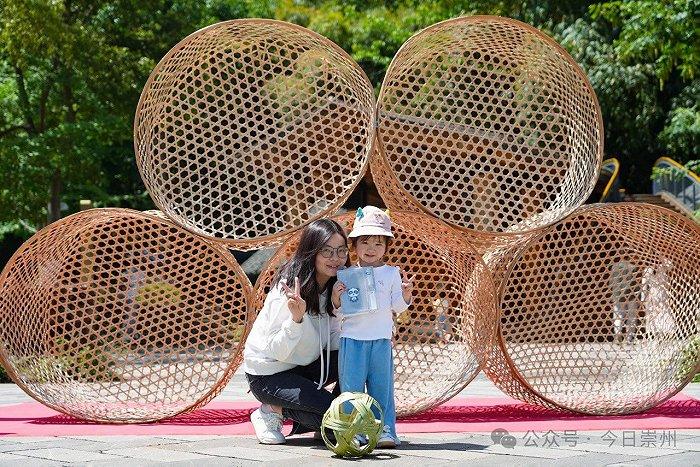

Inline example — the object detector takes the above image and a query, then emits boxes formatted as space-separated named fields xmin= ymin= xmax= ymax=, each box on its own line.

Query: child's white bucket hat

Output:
xmin=348 ymin=206 xmax=394 ymax=239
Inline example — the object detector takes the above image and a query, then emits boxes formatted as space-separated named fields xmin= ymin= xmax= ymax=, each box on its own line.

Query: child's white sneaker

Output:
xmin=250 ymin=405 xmax=285 ymax=444
xmin=354 ymin=433 xmax=368 ymax=446
xmin=376 ymin=425 xmax=400 ymax=448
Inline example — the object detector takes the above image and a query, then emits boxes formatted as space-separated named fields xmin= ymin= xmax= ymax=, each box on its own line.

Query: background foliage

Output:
xmin=0 ymin=1 xmax=698 ymax=260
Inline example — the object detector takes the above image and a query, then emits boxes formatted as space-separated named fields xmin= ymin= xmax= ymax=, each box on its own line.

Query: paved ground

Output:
xmin=1 ymin=373 xmax=698 ymax=466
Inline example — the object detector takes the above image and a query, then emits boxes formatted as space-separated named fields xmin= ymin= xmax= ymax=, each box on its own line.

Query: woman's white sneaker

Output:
xmin=250 ymin=405 xmax=285 ymax=444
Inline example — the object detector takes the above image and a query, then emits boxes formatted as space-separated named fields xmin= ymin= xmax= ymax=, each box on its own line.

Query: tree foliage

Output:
xmin=1 ymin=0 xmax=697 ymax=232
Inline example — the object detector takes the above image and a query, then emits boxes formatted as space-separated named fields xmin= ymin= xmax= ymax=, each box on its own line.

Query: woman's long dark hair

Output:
xmin=273 ymin=219 xmax=350 ymax=317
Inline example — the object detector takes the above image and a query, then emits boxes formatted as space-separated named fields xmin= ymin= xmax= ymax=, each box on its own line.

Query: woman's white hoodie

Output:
xmin=242 ymin=282 xmax=341 ymax=389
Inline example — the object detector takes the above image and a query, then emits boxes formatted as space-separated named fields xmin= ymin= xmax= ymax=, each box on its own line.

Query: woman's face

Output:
xmin=315 ymin=233 xmax=348 ymax=284
xmin=355 ymin=235 xmax=387 ymax=267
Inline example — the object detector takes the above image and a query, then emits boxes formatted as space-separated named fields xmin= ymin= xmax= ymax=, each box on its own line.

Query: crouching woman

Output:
xmin=242 ymin=219 xmax=350 ymax=444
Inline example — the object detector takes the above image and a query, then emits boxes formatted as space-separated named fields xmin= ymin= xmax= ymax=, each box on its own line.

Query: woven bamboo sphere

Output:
xmin=321 ymin=392 xmax=383 ymax=457
xmin=370 ymin=144 xmax=534 ymax=290
xmin=255 ymin=212 xmax=498 ymax=416
xmin=484 ymin=203 xmax=700 ymax=415
xmin=0 ymin=209 xmax=252 ymax=422
xmin=134 ymin=19 xmax=375 ymax=250
xmin=369 ymin=145 xmax=417 ymax=213
xmin=374 ymin=15 xmax=603 ymax=236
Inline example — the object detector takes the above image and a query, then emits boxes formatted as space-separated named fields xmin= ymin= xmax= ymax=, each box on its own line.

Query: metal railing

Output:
xmin=599 ymin=157 xmax=621 ymax=202
xmin=652 ymin=157 xmax=700 ymax=219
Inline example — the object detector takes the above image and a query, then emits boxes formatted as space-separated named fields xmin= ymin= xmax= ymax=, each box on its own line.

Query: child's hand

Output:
xmin=331 ymin=280 xmax=346 ymax=309
xmin=400 ymin=269 xmax=414 ymax=304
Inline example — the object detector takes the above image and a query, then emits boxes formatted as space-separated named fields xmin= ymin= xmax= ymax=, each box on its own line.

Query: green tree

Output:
xmin=579 ymin=0 xmax=699 ymax=191
xmin=0 ymin=0 xmax=227 ymax=227
xmin=2 ymin=0 xmax=698 ymax=229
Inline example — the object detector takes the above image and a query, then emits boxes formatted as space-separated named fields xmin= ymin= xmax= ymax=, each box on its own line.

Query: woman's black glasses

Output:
xmin=319 ymin=246 xmax=349 ymax=259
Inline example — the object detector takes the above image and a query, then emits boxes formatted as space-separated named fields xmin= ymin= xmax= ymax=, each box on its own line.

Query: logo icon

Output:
xmin=491 ymin=428 xmax=516 ymax=449
xmin=347 ymin=288 xmax=360 ymax=302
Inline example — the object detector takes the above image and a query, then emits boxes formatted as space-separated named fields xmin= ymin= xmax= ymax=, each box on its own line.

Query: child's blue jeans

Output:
xmin=339 ymin=337 xmax=396 ymax=437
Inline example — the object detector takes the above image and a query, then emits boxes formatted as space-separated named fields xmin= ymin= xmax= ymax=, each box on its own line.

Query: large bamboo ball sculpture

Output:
xmin=255 ymin=212 xmax=498 ymax=415
xmin=369 ymin=145 xmax=417 ymax=212
xmin=371 ymin=143 xmax=536 ymax=290
xmin=0 ymin=209 xmax=252 ymax=422
xmin=485 ymin=203 xmax=700 ymax=415
xmin=374 ymin=16 xmax=603 ymax=236
xmin=134 ymin=20 xmax=376 ymax=250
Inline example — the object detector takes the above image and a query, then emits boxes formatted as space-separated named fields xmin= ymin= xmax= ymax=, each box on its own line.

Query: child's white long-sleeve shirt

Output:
xmin=338 ymin=265 xmax=410 ymax=340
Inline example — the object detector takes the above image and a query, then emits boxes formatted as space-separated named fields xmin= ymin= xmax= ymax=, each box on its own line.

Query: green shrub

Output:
xmin=677 ymin=335 xmax=700 ymax=383
xmin=0 ymin=361 xmax=11 ymax=383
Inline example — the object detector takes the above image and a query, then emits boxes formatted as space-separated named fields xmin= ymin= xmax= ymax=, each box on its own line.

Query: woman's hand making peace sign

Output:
xmin=281 ymin=277 xmax=306 ymax=323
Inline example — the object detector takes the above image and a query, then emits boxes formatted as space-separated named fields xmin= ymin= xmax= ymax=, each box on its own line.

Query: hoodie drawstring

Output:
xmin=325 ymin=315 xmax=330 ymax=385
xmin=316 ymin=314 xmax=331 ymax=390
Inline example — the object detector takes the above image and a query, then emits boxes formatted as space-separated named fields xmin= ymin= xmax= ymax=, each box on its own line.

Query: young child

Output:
xmin=331 ymin=206 xmax=413 ymax=448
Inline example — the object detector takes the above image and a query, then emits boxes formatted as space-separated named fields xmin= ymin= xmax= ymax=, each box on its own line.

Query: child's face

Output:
xmin=355 ymin=235 xmax=387 ymax=267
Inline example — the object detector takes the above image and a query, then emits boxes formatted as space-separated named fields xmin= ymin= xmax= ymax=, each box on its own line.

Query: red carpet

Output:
xmin=1 ymin=395 xmax=698 ymax=437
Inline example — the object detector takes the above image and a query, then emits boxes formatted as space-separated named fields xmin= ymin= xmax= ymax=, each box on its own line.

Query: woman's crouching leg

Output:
xmin=247 ymin=366 xmax=338 ymax=435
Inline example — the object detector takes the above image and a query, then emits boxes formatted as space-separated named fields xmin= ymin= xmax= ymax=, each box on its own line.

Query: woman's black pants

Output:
xmin=246 ymin=350 xmax=340 ymax=435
